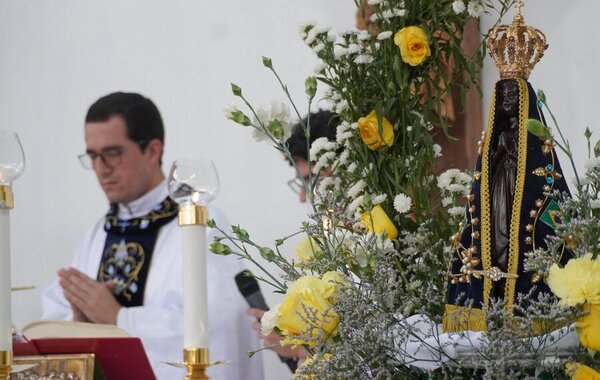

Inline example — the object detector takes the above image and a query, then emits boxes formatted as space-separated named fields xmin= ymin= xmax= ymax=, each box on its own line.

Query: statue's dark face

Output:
xmin=498 ymin=80 xmax=519 ymax=118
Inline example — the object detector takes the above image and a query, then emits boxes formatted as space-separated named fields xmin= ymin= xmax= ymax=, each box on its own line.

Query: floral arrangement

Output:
xmin=214 ymin=0 xmax=600 ymax=378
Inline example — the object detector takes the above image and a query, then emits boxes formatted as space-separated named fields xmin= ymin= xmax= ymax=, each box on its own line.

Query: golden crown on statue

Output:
xmin=487 ymin=0 xmax=548 ymax=79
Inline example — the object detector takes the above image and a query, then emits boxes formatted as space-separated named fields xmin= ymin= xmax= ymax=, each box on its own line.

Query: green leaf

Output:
xmin=207 ymin=219 xmax=216 ymax=228
xmin=526 ymin=118 xmax=549 ymax=139
xmin=594 ymin=139 xmax=600 ymax=158
xmin=231 ymin=83 xmax=242 ymax=97
xmin=210 ymin=241 xmax=232 ymax=255
xmin=262 ymin=56 xmax=273 ymax=69
xmin=305 ymin=76 xmax=317 ymax=98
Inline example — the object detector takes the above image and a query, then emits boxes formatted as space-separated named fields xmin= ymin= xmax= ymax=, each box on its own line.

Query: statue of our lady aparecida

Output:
xmin=443 ymin=1 xmax=572 ymax=332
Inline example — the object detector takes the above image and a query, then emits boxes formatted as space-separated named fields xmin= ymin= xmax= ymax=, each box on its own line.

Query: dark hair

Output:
xmin=286 ymin=110 xmax=340 ymax=164
xmin=85 ymin=92 xmax=164 ymax=152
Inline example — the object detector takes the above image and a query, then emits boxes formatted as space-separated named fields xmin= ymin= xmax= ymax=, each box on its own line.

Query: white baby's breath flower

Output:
xmin=347 ymin=180 xmax=366 ymax=198
xmin=448 ymin=206 xmax=465 ymax=217
xmin=447 ymin=184 xmax=467 ymax=194
xmin=452 ymin=0 xmax=466 ymax=14
xmin=313 ymin=151 xmax=336 ymax=174
xmin=347 ymin=195 xmax=366 ymax=215
xmin=318 ymin=176 xmax=340 ymax=196
xmin=336 ymin=149 xmax=350 ymax=166
xmin=372 ymin=194 xmax=388 ymax=205
xmin=312 ymin=42 xmax=326 ymax=53
xmin=441 ymin=196 xmax=453 ymax=207
xmin=367 ymin=0 xmax=384 ymax=4
xmin=591 ymin=199 xmax=600 ymax=209
xmin=310 ymin=137 xmax=337 ymax=159
xmin=347 ymin=162 xmax=357 ymax=173
xmin=357 ymin=30 xmax=371 ymax=41
xmin=313 ymin=62 xmax=327 ymax=75
xmin=467 ymin=0 xmax=484 ymax=17
xmin=437 ymin=168 xmax=464 ymax=190
xmin=433 ymin=144 xmax=442 ymax=158
xmin=298 ymin=21 xmax=316 ymax=36
xmin=335 ymin=100 xmax=349 ymax=114
xmin=327 ymin=30 xmax=337 ymax=43
xmin=347 ymin=43 xmax=363 ymax=54
xmin=407 ymin=126 xmax=413 ymax=132
xmin=334 ymin=46 xmax=349 ymax=59
xmin=394 ymin=193 xmax=412 ymax=214
xmin=394 ymin=8 xmax=407 ymax=17
xmin=376 ymin=31 xmax=393 ymax=40
xmin=354 ymin=54 xmax=374 ymax=64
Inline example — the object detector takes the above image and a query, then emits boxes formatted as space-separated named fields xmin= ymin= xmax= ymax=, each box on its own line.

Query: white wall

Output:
xmin=0 ymin=1 xmax=597 ymax=379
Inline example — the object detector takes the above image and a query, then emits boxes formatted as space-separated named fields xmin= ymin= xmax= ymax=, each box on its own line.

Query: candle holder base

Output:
xmin=0 ymin=350 xmax=12 ymax=380
xmin=183 ymin=348 xmax=209 ymax=380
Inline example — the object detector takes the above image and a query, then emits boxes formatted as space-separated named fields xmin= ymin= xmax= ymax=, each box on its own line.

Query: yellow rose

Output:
xmin=295 ymin=236 xmax=321 ymax=265
xmin=277 ymin=290 xmax=339 ymax=346
xmin=576 ymin=303 xmax=600 ymax=351
xmin=360 ymin=204 xmax=399 ymax=240
xmin=357 ymin=110 xmax=394 ymax=150
xmin=566 ymin=363 xmax=600 ymax=380
xmin=394 ymin=26 xmax=431 ymax=66
xmin=287 ymin=272 xmax=343 ymax=302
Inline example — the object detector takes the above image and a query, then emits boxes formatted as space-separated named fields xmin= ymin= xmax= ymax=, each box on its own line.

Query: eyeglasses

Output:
xmin=287 ymin=175 xmax=310 ymax=195
xmin=78 ymin=141 xmax=146 ymax=170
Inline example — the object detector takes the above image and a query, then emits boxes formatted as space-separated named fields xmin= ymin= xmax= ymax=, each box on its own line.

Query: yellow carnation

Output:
xmin=547 ymin=257 xmax=600 ymax=306
xmin=393 ymin=25 xmax=431 ymax=66
xmin=566 ymin=363 xmax=600 ymax=380
xmin=576 ymin=303 xmax=600 ymax=351
xmin=360 ymin=204 xmax=399 ymax=240
xmin=296 ymin=236 xmax=321 ymax=265
xmin=357 ymin=110 xmax=394 ymax=150
xmin=277 ymin=290 xmax=339 ymax=346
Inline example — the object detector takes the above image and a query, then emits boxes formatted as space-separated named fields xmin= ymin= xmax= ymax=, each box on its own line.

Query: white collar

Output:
xmin=116 ymin=179 xmax=169 ymax=220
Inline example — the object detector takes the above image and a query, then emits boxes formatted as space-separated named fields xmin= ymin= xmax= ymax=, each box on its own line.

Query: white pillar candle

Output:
xmin=0 ymin=208 xmax=11 ymax=351
xmin=182 ymin=224 xmax=208 ymax=349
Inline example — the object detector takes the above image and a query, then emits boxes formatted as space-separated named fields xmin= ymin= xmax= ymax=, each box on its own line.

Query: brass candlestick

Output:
xmin=178 ymin=204 xmax=208 ymax=226
xmin=183 ymin=348 xmax=209 ymax=380
xmin=0 ymin=350 xmax=12 ymax=380
xmin=0 ymin=185 xmax=13 ymax=209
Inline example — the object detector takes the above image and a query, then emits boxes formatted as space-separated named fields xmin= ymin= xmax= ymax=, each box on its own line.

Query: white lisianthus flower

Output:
xmin=377 ymin=31 xmax=393 ymax=40
xmin=591 ymin=199 xmax=600 ymax=209
xmin=394 ymin=193 xmax=412 ymax=214
xmin=348 ymin=180 xmax=366 ymax=198
xmin=223 ymin=104 xmax=238 ymax=120
xmin=433 ymin=144 xmax=442 ymax=158
xmin=452 ymin=0 xmax=466 ymax=14
xmin=448 ymin=206 xmax=465 ymax=216
xmin=260 ymin=303 xmax=280 ymax=335
xmin=354 ymin=55 xmax=374 ymax=64
xmin=467 ymin=1 xmax=484 ymax=17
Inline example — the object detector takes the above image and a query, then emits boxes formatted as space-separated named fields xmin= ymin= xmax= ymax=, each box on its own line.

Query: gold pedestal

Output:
xmin=183 ymin=348 xmax=209 ymax=380
xmin=178 ymin=204 xmax=208 ymax=226
xmin=0 ymin=351 xmax=12 ymax=380
xmin=0 ymin=185 xmax=13 ymax=209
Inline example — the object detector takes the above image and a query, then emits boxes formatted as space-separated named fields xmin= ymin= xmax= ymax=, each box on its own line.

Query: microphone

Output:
xmin=235 ymin=270 xmax=298 ymax=373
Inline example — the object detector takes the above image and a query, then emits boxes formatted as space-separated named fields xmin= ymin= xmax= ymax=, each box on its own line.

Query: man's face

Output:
xmin=295 ymin=159 xmax=311 ymax=203
xmin=84 ymin=116 xmax=160 ymax=204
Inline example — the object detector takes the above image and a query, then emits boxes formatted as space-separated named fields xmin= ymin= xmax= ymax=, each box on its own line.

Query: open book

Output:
xmin=21 ymin=320 xmax=130 ymax=339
